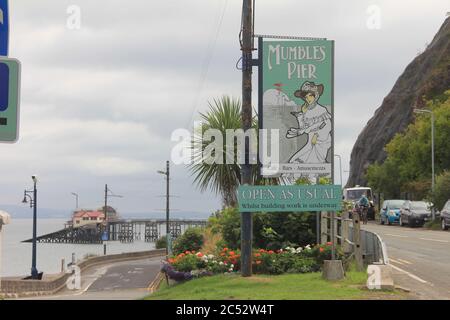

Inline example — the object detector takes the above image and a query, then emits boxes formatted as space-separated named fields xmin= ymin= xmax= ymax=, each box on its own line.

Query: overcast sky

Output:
xmin=0 ymin=0 xmax=448 ymax=217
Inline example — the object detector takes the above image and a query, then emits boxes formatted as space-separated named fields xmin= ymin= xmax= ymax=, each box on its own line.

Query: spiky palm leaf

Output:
xmin=188 ymin=96 xmax=256 ymax=207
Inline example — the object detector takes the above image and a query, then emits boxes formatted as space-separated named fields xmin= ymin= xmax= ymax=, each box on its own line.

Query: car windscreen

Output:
xmin=411 ymin=202 xmax=430 ymax=211
xmin=387 ymin=200 xmax=404 ymax=209
xmin=346 ymin=190 xmax=369 ymax=200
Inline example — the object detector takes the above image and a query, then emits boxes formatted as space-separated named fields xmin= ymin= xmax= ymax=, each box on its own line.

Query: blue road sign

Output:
xmin=0 ymin=0 xmax=9 ymax=56
xmin=102 ymin=232 xmax=109 ymax=241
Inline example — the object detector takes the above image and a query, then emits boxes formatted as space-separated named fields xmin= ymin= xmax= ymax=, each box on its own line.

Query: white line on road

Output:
xmin=397 ymin=258 xmax=412 ymax=265
xmin=419 ymin=238 xmax=449 ymax=243
xmin=389 ymin=258 xmax=405 ymax=265
xmin=390 ymin=264 xmax=429 ymax=284
xmin=385 ymin=234 xmax=409 ymax=238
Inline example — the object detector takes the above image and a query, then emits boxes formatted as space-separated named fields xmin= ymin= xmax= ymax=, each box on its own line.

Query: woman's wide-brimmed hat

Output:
xmin=294 ymin=81 xmax=324 ymax=100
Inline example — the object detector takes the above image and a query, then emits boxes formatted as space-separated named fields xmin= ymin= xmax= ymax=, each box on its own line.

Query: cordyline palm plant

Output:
xmin=189 ymin=96 xmax=275 ymax=208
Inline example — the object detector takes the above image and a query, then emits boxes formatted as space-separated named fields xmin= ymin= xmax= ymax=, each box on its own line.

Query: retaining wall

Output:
xmin=0 ymin=249 xmax=165 ymax=298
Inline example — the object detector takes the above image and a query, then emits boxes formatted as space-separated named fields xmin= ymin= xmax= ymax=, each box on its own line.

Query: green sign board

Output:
xmin=258 ymin=37 xmax=334 ymax=180
xmin=0 ymin=57 xmax=20 ymax=143
xmin=237 ymin=185 xmax=342 ymax=212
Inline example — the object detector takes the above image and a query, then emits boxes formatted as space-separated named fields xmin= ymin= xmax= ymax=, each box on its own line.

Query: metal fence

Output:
xmin=321 ymin=214 xmax=388 ymax=265
xmin=348 ymin=226 xmax=388 ymax=265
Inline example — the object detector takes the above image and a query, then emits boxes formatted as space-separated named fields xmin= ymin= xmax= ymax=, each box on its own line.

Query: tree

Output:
xmin=188 ymin=96 xmax=259 ymax=207
xmin=366 ymin=91 xmax=450 ymax=199
xmin=433 ymin=171 xmax=450 ymax=211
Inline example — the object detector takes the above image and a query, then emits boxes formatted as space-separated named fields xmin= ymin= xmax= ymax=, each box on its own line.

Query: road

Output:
xmin=363 ymin=222 xmax=450 ymax=299
xmin=19 ymin=257 xmax=163 ymax=300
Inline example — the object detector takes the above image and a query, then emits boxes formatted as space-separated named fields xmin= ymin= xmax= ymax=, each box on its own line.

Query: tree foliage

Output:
xmin=188 ymin=96 xmax=260 ymax=207
xmin=367 ymin=91 xmax=450 ymax=200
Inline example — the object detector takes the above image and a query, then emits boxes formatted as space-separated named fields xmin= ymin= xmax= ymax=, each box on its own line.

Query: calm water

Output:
xmin=0 ymin=219 xmax=155 ymax=277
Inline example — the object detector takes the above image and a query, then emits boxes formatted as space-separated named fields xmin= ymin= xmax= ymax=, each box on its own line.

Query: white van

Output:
xmin=343 ymin=186 xmax=375 ymax=220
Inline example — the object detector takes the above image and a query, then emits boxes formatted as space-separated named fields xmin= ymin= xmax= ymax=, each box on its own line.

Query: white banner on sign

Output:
xmin=262 ymin=163 xmax=332 ymax=176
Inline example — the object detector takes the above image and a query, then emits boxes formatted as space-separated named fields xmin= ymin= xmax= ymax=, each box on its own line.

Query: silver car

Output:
xmin=399 ymin=200 xmax=432 ymax=227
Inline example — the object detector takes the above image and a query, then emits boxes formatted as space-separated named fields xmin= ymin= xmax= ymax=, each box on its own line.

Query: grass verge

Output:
xmin=145 ymin=271 xmax=405 ymax=300
xmin=424 ymin=219 xmax=442 ymax=230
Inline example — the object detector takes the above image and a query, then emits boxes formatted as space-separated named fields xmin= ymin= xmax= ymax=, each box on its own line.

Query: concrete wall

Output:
xmin=0 ymin=249 xmax=165 ymax=297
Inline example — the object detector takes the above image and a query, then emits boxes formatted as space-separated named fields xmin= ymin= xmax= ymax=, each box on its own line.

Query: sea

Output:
xmin=0 ymin=219 xmax=156 ymax=277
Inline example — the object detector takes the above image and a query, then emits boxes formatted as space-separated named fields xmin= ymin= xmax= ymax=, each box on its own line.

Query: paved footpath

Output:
xmin=363 ymin=222 xmax=450 ymax=300
xmin=18 ymin=257 xmax=163 ymax=300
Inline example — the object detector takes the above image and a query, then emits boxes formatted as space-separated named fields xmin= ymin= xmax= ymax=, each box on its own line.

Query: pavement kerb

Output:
xmin=0 ymin=249 xmax=166 ymax=298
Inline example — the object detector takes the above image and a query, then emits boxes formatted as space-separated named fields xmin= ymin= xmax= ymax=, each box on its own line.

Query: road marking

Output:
xmin=419 ymin=238 xmax=449 ymax=243
xmin=390 ymin=264 xmax=429 ymax=284
xmin=385 ymin=234 xmax=409 ymax=238
xmin=397 ymin=258 xmax=412 ymax=265
xmin=389 ymin=258 xmax=405 ymax=265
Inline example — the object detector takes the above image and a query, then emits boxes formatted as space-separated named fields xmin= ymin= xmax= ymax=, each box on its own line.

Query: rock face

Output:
xmin=347 ymin=17 xmax=450 ymax=187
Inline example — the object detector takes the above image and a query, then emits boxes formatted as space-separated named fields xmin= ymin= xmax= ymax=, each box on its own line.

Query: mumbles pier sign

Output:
xmin=237 ymin=185 xmax=342 ymax=212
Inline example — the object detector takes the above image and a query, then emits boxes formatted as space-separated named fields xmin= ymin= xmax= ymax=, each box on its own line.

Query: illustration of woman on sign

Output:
xmin=286 ymin=81 xmax=332 ymax=164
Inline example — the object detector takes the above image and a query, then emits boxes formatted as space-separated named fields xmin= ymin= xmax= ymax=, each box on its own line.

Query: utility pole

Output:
xmin=158 ymin=161 xmax=171 ymax=257
xmin=166 ymin=161 xmax=170 ymax=256
xmin=104 ymin=184 xmax=108 ymax=224
xmin=240 ymin=0 xmax=254 ymax=277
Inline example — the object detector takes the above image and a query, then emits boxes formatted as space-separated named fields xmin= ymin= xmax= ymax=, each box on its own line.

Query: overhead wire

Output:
xmin=186 ymin=0 xmax=229 ymax=128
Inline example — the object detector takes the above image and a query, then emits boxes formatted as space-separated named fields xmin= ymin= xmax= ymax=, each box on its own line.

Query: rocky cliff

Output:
xmin=347 ymin=17 xmax=450 ymax=187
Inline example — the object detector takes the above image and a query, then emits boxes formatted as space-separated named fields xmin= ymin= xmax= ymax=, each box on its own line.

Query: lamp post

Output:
xmin=413 ymin=108 xmax=435 ymax=220
xmin=22 ymin=176 xmax=39 ymax=279
xmin=157 ymin=161 xmax=170 ymax=257
xmin=334 ymin=154 xmax=343 ymax=187
xmin=71 ymin=192 xmax=79 ymax=209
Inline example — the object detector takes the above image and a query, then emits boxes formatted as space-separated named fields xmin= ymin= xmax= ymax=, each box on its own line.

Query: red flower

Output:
xmin=197 ymin=252 xmax=204 ymax=258
xmin=259 ymin=249 xmax=265 ymax=253
xmin=229 ymin=251 xmax=235 ymax=256
xmin=327 ymin=242 xmax=332 ymax=246
xmin=254 ymin=253 xmax=261 ymax=258
xmin=185 ymin=251 xmax=190 ymax=255
xmin=319 ymin=247 xmax=325 ymax=253
xmin=223 ymin=247 xmax=228 ymax=252
xmin=268 ymin=250 xmax=274 ymax=254
xmin=256 ymin=260 xmax=262 ymax=265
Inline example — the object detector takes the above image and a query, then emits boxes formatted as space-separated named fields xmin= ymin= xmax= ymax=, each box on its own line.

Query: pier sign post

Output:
xmin=237 ymin=185 xmax=342 ymax=212
xmin=0 ymin=57 xmax=20 ymax=142
xmin=258 ymin=37 xmax=334 ymax=181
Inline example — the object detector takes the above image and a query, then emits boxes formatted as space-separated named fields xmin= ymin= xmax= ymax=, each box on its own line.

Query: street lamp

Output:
xmin=22 ymin=175 xmax=41 ymax=280
xmin=413 ymin=108 xmax=435 ymax=219
xmin=334 ymin=154 xmax=343 ymax=187
xmin=71 ymin=192 xmax=79 ymax=209
xmin=157 ymin=161 xmax=170 ymax=257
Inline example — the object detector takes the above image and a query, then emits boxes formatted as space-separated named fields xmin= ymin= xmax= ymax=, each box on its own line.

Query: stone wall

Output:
xmin=0 ymin=249 xmax=165 ymax=297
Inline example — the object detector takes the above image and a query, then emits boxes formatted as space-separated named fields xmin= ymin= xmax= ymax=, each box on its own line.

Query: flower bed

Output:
xmin=164 ymin=243 xmax=343 ymax=281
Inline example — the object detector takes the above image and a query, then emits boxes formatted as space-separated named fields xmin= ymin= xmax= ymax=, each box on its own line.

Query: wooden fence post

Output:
xmin=352 ymin=212 xmax=364 ymax=271
xmin=321 ymin=211 xmax=328 ymax=244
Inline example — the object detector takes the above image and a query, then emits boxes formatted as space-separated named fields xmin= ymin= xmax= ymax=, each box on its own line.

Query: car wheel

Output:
xmin=442 ymin=219 xmax=448 ymax=231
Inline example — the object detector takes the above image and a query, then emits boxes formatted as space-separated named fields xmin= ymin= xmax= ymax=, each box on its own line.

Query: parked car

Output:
xmin=380 ymin=200 xmax=405 ymax=225
xmin=399 ymin=200 xmax=432 ymax=227
xmin=440 ymin=200 xmax=450 ymax=231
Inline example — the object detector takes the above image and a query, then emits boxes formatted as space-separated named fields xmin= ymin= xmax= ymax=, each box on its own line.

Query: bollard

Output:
xmin=61 ymin=258 xmax=65 ymax=273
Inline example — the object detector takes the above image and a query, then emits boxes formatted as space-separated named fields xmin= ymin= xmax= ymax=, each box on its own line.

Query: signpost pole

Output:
xmin=240 ymin=0 xmax=253 ymax=277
